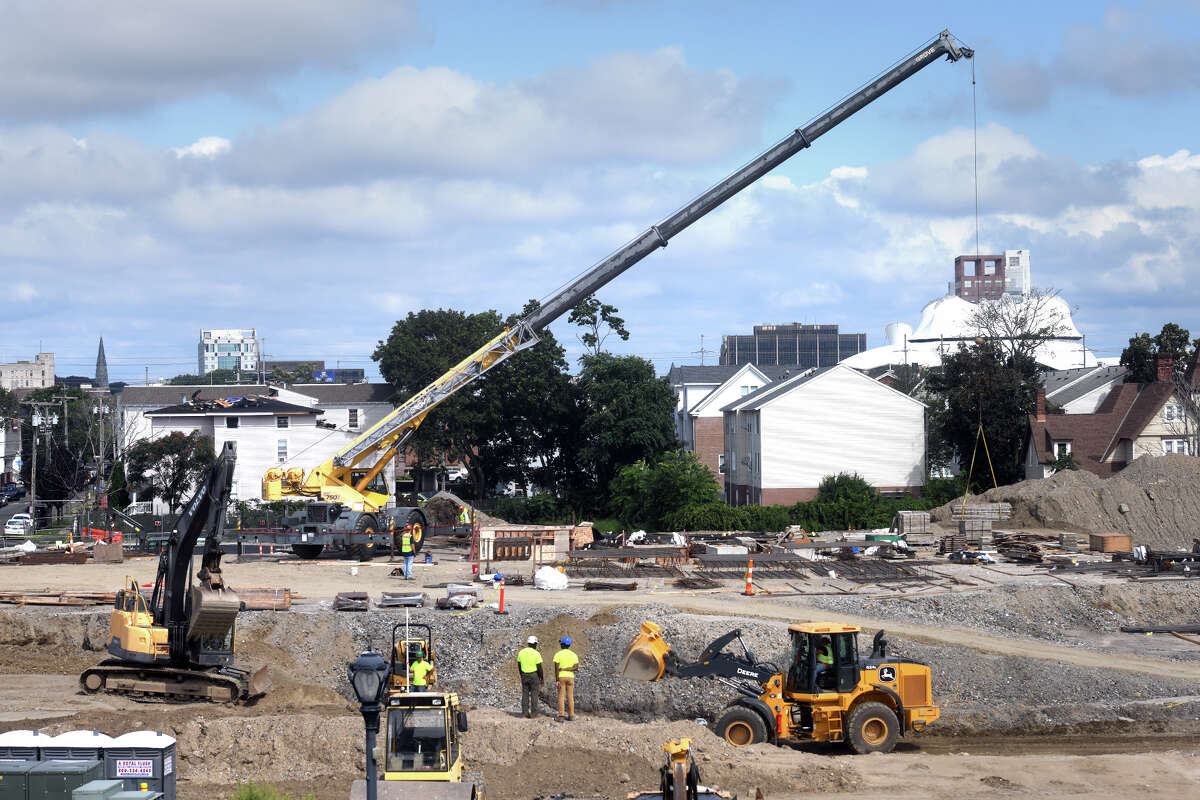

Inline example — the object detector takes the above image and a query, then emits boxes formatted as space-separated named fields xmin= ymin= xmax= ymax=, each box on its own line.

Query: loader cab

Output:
xmin=390 ymin=622 xmax=436 ymax=692
xmin=787 ymin=623 xmax=860 ymax=695
xmin=383 ymin=692 xmax=469 ymax=780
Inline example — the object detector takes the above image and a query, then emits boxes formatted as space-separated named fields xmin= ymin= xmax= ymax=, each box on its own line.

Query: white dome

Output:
xmin=884 ymin=322 xmax=913 ymax=346
xmin=48 ymin=730 xmax=116 ymax=747
xmin=0 ymin=730 xmax=44 ymax=746
xmin=111 ymin=731 xmax=176 ymax=748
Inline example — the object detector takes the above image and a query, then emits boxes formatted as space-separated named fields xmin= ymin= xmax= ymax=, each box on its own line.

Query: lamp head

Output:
xmin=347 ymin=649 xmax=390 ymax=705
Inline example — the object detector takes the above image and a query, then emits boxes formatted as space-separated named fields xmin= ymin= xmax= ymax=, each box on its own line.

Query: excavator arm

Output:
xmin=621 ymin=622 xmax=776 ymax=698
xmin=265 ymin=30 xmax=973 ymax=510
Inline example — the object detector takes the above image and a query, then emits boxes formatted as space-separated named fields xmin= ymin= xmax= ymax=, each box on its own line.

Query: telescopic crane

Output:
xmin=263 ymin=31 xmax=973 ymax=559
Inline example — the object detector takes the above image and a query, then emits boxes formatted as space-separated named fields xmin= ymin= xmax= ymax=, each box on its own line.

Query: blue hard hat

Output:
xmin=560 ymin=636 xmax=572 ymax=646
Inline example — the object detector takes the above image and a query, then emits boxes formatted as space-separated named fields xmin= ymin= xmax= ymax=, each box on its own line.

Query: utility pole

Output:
xmin=22 ymin=401 xmax=61 ymax=534
xmin=691 ymin=334 xmax=713 ymax=366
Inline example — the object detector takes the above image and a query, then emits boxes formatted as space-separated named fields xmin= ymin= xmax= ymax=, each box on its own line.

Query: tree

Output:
xmin=18 ymin=387 xmax=102 ymax=516
xmin=608 ymin=451 xmax=721 ymax=529
xmin=926 ymin=340 xmax=1038 ymax=489
xmin=1049 ymin=450 xmax=1079 ymax=473
xmin=967 ymin=287 xmax=1070 ymax=363
xmin=270 ymin=362 xmax=321 ymax=384
xmin=107 ymin=460 xmax=130 ymax=510
xmin=126 ymin=431 xmax=216 ymax=512
xmin=568 ymin=294 xmax=630 ymax=358
xmin=1120 ymin=323 xmax=1195 ymax=383
xmin=575 ymin=352 xmax=677 ymax=504
xmin=167 ymin=369 xmax=245 ymax=385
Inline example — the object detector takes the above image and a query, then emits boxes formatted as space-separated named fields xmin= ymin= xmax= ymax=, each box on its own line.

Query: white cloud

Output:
xmin=173 ymin=137 xmax=231 ymax=159
xmin=14 ymin=281 xmax=36 ymax=301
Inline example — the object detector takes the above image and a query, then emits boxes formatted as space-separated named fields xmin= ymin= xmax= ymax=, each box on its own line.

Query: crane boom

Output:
xmin=271 ymin=30 xmax=972 ymax=502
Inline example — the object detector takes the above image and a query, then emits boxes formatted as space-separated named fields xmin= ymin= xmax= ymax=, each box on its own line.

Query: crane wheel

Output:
xmin=847 ymin=701 xmax=899 ymax=754
xmin=715 ymin=706 xmax=768 ymax=747
xmin=292 ymin=544 xmax=323 ymax=560
xmin=353 ymin=515 xmax=377 ymax=561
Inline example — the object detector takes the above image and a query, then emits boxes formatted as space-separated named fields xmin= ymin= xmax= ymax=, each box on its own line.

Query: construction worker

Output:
xmin=458 ymin=504 xmax=471 ymax=526
xmin=516 ymin=635 xmax=543 ymax=718
xmin=409 ymin=647 xmax=435 ymax=689
xmin=400 ymin=525 xmax=415 ymax=580
xmin=553 ymin=636 xmax=580 ymax=721
xmin=814 ymin=637 xmax=833 ymax=689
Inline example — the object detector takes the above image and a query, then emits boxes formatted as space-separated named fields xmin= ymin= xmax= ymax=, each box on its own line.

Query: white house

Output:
xmin=117 ymin=384 xmax=397 ymax=510
xmin=721 ymin=365 xmax=926 ymax=506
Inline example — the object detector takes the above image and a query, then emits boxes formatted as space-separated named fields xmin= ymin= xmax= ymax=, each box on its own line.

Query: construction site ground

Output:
xmin=2 ymin=540 xmax=1198 ymax=799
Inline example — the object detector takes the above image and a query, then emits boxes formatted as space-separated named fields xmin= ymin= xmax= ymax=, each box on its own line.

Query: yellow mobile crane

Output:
xmin=262 ymin=31 xmax=972 ymax=562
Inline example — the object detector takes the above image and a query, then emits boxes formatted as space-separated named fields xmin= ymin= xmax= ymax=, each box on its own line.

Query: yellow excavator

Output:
xmin=621 ymin=621 xmax=938 ymax=754
xmin=81 ymin=442 xmax=269 ymax=703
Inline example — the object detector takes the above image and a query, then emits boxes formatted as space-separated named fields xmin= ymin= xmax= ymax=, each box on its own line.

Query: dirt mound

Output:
xmin=425 ymin=491 xmax=507 ymax=527
xmin=930 ymin=455 xmax=1200 ymax=549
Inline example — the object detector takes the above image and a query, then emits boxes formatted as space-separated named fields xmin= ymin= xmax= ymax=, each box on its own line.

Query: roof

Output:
xmin=722 ymin=367 xmax=825 ymax=412
xmin=1041 ymin=365 xmax=1128 ymax=406
xmin=146 ymin=395 xmax=316 ymax=416
xmin=666 ymin=364 xmax=800 ymax=385
xmin=120 ymin=385 xmax=269 ymax=405
xmin=688 ymin=364 xmax=783 ymax=416
xmin=788 ymin=622 xmax=861 ymax=634
xmin=287 ymin=383 xmax=396 ymax=404
xmin=1027 ymin=380 xmax=1178 ymax=473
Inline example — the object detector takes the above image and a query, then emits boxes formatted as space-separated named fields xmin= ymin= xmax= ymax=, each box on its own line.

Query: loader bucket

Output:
xmin=620 ymin=621 xmax=671 ymax=682
xmin=246 ymin=665 xmax=272 ymax=699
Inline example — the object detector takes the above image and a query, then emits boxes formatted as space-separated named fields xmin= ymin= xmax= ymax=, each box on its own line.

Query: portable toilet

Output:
xmin=42 ymin=732 xmax=115 ymax=761
xmin=0 ymin=731 xmax=47 ymax=761
xmin=110 ymin=792 xmax=163 ymax=800
xmin=104 ymin=733 xmax=175 ymax=800
xmin=0 ymin=760 xmax=39 ymax=800
xmin=71 ymin=780 xmax=125 ymax=800
xmin=26 ymin=760 xmax=104 ymax=800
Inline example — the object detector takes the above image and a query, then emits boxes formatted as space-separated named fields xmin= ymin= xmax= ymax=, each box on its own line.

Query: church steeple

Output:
xmin=95 ymin=337 xmax=109 ymax=388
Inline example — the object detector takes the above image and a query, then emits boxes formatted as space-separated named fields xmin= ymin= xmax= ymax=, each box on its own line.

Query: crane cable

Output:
xmin=957 ymin=423 xmax=999 ymax=518
xmin=972 ymin=55 xmax=981 ymax=258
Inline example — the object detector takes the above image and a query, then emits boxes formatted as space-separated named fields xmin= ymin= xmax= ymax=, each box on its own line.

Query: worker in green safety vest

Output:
xmin=400 ymin=527 xmax=415 ymax=580
xmin=409 ymin=647 xmax=435 ymax=689
xmin=815 ymin=637 xmax=833 ymax=690
xmin=516 ymin=635 xmax=543 ymax=718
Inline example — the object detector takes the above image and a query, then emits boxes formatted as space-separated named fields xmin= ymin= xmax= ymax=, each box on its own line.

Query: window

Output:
xmin=748 ymin=385 xmax=759 ymax=394
xmin=964 ymin=280 xmax=972 ymax=288
xmin=276 ymin=416 xmax=289 ymax=429
xmin=1164 ymin=404 xmax=1181 ymax=422
xmin=718 ymin=454 xmax=726 ymax=474
xmin=741 ymin=386 xmax=750 ymax=396
xmin=216 ymin=343 xmax=239 ymax=352
xmin=277 ymin=439 xmax=288 ymax=462
xmin=1008 ymin=256 xmax=1020 ymax=267
xmin=1054 ymin=441 xmax=1071 ymax=459
xmin=984 ymin=262 xmax=995 ymax=275
xmin=348 ymin=408 xmax=360 ymax=429
xmin=226 ymin=417 xmax=239 ymax=429
xmin=1163 ymin=439 xmax=1188 ymax=455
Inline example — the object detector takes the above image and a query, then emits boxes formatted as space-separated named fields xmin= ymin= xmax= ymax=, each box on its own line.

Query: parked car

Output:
xmin=0 ymin=484 xmax=26 ymax=502
xmin=3 ymin=517 xmax=29 ymax=536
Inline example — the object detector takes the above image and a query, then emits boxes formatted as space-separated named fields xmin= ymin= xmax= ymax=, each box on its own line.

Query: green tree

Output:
xmin=18 ymin=387 xmax=101 ymax=516
xmin=575 ymin=353 xmax=677 ymax=506
xmin=1120 ymin=323 xmax=1195 ymax=383
xmin=568 ymin=294 xmax=630 ymax=357
xmin=107 ymin=460 xmax=130 ymax=509
xmin=1049 ymin=449 xmax=1079 ymax=473
xmin=926 ymin=340 xmax=1037 ymax=489
xmin=167 ymin=369 xmax=245 ymax=385
xmin=270 ymin=362 xmax=321 ymax=384
xmin=608 ymin=451 xmax=720 ymax=529
xmin=0 ymin=387 xmax=17 ymax=421
xmin=127 ymin=431 xmax=216 ymax=512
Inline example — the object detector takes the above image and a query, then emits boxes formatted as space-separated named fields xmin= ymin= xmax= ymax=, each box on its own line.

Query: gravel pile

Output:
xmin=795 ymin=582 xmax=1200 ymax=657
xmin=930 ymin=454 xmax=1200 ymax=550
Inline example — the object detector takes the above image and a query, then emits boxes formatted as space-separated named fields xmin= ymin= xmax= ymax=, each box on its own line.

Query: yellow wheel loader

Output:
xmin=621 ymin=621 xmax=938 ymax=754
xmin=628 ymin=738 xmax=735 ymax=800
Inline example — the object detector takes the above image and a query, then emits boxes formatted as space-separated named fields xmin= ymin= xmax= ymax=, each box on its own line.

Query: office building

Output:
xmin=198 ymin=329 xmax=258 ymax=374
xmin=719 ymin=324 xmax=866 ymax=369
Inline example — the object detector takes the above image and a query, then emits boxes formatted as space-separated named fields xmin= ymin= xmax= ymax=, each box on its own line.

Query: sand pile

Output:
xmin=931 ymin=454 xmax=1200 ymax=550
xmin=425 ymin=490 xmax=507 ymax=527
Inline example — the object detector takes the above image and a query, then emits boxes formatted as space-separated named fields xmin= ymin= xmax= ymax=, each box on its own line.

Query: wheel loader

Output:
xmin=621 ymin=621 xmax=938 ymax=754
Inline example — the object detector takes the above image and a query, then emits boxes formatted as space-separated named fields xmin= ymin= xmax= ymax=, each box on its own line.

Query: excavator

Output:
xmin=80 ymin=441 xmax=269 ymax=703
xmin=621 ymin=621 xmax=938 ymax=754
xmin=262 ymin=30 xmax=973 ymax=560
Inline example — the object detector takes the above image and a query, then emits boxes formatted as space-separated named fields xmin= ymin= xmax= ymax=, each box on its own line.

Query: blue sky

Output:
xmin=3 ymin=0 xmax=1199 ymax=382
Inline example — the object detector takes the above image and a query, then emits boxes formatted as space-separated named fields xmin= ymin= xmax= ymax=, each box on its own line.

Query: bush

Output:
xmin=228 ymin=783 xmax=314 ymax=800
xmin=663 ymin=501 xmax=739 ymax=532
xmin=734 ymin=504 xmax=791 ymax=532
xmin=920 ymin=475 xmax=967 ymax=507
xmin=608 ymin=451 xmax=721 ymax=530
xmin=490 ymin=493 xmax=568 ymax=524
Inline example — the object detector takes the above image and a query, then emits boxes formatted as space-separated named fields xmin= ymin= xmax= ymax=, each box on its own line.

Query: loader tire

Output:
xmin=715 ymin=705 xmax=768 ymax=747
xmin=292 ymin=544 xmax=323 ymax=560
xmin=846 ymin=701 xmax=899 ymax=754
xmin=353 ymin=515 xmax=378 ymax=561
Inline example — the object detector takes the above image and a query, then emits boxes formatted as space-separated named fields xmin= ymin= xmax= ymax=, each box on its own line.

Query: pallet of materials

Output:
xmin=333 ymin=591 xmax=369 ymax=611
xmin=1090 ymin=533 xmax=1133 ymax=553
xmin=950 ymin=502 xmax=1012 ymax=521
xmin=958 ymin=517 xmax=993 ymax=536
xmin=939 ymin=534 xmax=968 ymax=554
xmin=891 ymin=510 xmax=931 ymax=534
xmin=233 ymin=587 xmax=295 ymax=610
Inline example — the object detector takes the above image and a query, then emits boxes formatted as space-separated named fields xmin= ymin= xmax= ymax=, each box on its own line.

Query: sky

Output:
xmin=3 ymin=0 xmax=1200 ymax=384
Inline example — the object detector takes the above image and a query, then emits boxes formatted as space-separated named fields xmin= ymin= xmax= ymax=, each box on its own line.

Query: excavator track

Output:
xmin=80 ymin=660 xmax=267 ymax=704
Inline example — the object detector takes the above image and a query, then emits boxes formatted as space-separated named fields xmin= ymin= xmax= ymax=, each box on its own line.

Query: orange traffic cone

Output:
xmin=744 ymin=558 xmax=754 ymax=596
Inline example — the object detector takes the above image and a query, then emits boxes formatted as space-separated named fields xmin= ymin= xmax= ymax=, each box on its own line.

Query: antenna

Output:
xmin=691 ymin=334 xmax=713 ymax=366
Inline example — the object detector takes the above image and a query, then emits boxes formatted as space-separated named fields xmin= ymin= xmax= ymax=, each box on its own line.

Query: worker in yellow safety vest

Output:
xmin=409 ymin=647 xmax=435 ymax=689
xmin=458 ymin=505 xmax=471 ymax=526
xmin=516 ymin=635 xmax=543 ymax=718
xmin=553 ymin=636 xmax=580 ymax=721
xmin=814 ymin=636 xmax=833 ymax=689
xmin=400 ymin=527 xmax=415 ymax=580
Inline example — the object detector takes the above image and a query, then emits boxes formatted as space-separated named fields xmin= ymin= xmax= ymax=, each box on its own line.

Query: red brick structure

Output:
xmin=692 ymin=416 xmax=726 ymax=489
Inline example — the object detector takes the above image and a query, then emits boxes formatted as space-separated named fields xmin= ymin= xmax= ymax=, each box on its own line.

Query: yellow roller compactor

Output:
xmin=622 ymin=621 xmax=939 ymax=754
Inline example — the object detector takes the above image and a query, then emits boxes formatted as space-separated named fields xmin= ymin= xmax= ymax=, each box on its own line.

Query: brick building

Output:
xmin=949 ymin=249 xmax=1030 ymax=302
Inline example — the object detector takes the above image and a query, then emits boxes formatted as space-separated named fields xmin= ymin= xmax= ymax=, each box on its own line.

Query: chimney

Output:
xmin=1156 ymin=354 xmax=1174 ymax=384
xmin=1035 ymin=387 xmax=1046 ymax=423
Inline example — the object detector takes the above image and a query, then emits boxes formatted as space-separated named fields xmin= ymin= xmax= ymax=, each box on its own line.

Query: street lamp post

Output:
xmin=347 ymin=649 xmax=391 ymax=800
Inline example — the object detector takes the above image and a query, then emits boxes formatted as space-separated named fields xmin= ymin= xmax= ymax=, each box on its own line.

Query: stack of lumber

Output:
xmin=234 ymin=587 xmax=297 ymax=610
xmin=0 ymin=590 xmax=117 ymax=606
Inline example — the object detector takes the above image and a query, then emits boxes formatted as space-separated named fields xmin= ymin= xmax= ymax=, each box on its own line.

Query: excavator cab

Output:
xmin=786 ymin=623 xmax=860 ymax=695
xmin=390 ymin=622 xmax=436 ymax=691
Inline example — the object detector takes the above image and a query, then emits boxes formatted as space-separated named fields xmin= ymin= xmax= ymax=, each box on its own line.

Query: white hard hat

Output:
xmin=527 ymin=635 xmax=538 ymax=645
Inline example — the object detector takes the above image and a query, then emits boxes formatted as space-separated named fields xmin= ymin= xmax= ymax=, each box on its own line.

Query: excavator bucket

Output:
xmin=187 ymin=586 xmax=241 ymax=639
xmin=620 ymin=621 xmax=671 ymax=682
xmin=246 ymin=665 xmax=272 ymax=699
